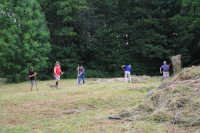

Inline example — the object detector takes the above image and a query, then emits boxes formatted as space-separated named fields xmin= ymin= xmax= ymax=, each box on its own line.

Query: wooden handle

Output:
xmin=77 ymin=67 xmax=79 ymax=84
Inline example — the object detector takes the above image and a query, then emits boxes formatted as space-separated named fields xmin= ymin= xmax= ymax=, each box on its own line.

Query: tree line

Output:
xmin=0 ymin=0 xmax=200 ymax=82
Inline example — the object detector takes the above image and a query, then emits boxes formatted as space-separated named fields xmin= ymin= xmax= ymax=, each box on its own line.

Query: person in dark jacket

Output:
xmin=29 ymin=67 xmax=37 ymax=91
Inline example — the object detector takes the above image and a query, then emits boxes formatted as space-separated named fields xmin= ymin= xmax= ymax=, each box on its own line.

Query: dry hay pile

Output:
xmin=96 ymin=78 xmax=108 ymax=83
xmin=107 ymin=78 xmax=124 ymax=82
xmin=171 ymin=54 xmax=182 ymax=75
xmin=124 ymin=66 xmax=200 ymax=127
xmin=137 ymin=75 xmax=152 ymax=79
xmin=132 ymin=77 xmax=146 ymax=83
xmin=132 ymin=77 xmax=141 ymax=83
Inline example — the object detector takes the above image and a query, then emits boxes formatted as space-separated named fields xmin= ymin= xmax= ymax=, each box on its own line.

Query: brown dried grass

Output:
xmin=128 ymin=66 xmax=200 ymax=127
xmin=171 ymin=54 xmax=182 ymax=75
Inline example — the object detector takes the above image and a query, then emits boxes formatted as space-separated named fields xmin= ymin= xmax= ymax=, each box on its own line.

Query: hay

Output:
xmin=96 ymin=78 xmax=108 ymax=83
xmin=125 ymin=66 xmax=200 ymax=127
xmin=171 ymin=54 xmax=182 ymax=75
xmin=132 ymin=77 xmax=144 ymax=83
xmin=119 ymin=110 xmax=132 ymax=118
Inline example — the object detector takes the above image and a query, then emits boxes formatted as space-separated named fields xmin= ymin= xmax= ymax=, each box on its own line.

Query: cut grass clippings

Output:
xmin=1 ymin=75 xmax=198 ymax=132
xmin=127 ymin=66 xmax=200 ymax=131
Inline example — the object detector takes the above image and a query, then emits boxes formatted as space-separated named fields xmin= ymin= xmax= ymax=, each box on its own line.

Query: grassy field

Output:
xmin=0 ymin=76 xmax=193 ymax=133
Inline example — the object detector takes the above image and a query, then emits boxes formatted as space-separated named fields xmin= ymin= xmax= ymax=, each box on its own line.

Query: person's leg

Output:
xmin=125 ymin=72 xmax=128 ymax=83
xmin=166 ymin=77 xmax=168 ymax=82
xmin=82 ymin=75 xmax=85 ymax=84
xmin=166 ymin=72 xmax=169 ymax=82
xmin=128 ymin=72 xmax=131 ymax=83
xmin=55 ymin=75 xmax=60 ymax=88
xmin=30 ymin=80 xmax=34 ymax=91
xmin=163 ymin=72 xmax=167 ymax=82
xmin=161 ymin=72 xmax=165 ymax=82
xmin=78 ymin=75 xmax=81 ymax=85
xmin=56 ymin=78 xmax=59 ymax=88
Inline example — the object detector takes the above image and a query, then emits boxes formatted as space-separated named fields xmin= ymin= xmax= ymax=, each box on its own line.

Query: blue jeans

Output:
xmin=30 ymin=80 xmax=34 ymax=86
xmin=54 ymin=75 xmax=60 ymax=80
xmin=78 ymin=75 xmax=85 ymax=85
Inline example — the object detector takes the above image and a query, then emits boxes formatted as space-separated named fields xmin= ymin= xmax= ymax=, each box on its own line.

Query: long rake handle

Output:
xmin=161 ymin=63 xmax=172 ymax=81
xmin=77 ymin=66 xmax=79 ymax=84
xmin=35 ymin=76 xmax=38 ymax=91
xmin=162 ymin=63 xmax=172 ymax=73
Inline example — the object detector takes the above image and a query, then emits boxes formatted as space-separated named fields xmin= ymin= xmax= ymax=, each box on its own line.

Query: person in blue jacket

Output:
xmin=121 ymin=65 xmax=131 ymax=83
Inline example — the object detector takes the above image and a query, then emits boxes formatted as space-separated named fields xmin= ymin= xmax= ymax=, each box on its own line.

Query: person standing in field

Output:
xmin=160 ymin=61 xmax=169 ymax=82
xmin=54 ymin=61 xmax=63 ymax=88
xmin=29 ymin=67 xmax=37 ymax=91
xmin=121 ymin=65 xmax=132 ymax=83
xmin=76 ymin=66 xmax=85 ymax=85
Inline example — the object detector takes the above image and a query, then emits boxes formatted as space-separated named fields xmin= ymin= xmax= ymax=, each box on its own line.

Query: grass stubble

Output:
xmin=0 ymin=74 xmax=198 ymax=133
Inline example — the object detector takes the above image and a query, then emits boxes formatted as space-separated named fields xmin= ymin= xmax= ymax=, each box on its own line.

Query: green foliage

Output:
xmin=0 ymin=0 xmax=51 ymax=82
xmin=86 ymin=70 xmax=110 ymax=78
xmin=171 ymin=0 xmax=200 ymax=64
xmin=38 ymin=0 xmax=88 ymax=46
xmin=1 ymin=0 xmax=200 ymax=80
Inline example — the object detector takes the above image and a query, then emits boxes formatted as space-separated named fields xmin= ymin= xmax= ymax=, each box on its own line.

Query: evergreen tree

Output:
xmin=0 ymin=0 xmax=51 ymax=82
xmin=171 ymin=0 xmax=200 ymax=64
xmin=37 ymin=0 xmax=87 ymax=79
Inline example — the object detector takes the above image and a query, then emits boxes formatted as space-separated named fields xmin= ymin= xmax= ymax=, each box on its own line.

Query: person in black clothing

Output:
xmin=29 ymin=67 xmax=37 ymax=91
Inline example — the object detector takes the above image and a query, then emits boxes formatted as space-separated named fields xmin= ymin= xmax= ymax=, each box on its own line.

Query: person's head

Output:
xmin=30 ymin=67 xmax=34 ymax=71
xmin=56 ymin=61 xmax=60 ymax=67
xmin=129 ymin=65 xmax=131 ymax=67
xmin=80 ymin=66 xmax=83 ymax=70
xmin=163 ymin=61 xmax=167 ymax=65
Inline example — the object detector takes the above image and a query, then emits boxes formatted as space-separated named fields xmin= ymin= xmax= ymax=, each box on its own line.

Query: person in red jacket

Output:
xmin=54 ymin=61 xmax=63 ymax=88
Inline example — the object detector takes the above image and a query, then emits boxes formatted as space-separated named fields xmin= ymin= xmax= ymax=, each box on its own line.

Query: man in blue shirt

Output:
xmin=160 ymin=61 xmax=169 ymax=82
xmin=121 ymin=65 xmax=131 ymax=83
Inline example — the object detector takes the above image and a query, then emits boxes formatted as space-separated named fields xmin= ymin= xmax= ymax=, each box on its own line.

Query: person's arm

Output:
xmin=60 ymin=68 xmax=63 ymax=75
xmin=78 ymin=72 xmax=83 ymax=76
xmin=121 ymin=65 xmax=125 ymax=68
xmin=78 ymin=69 xmax=84 ymax=76
xmin=168 ymin=65 xmax=169 ymax=70
xmin=54 ymin=67 xmax=58 ymax=76
xmin=160 ymin=68 xmax=162 ymax=73
xmin=76 ymin=66 xmax=79 ymax=71
xmin=29 ymin=72 xmax=36 ymax=77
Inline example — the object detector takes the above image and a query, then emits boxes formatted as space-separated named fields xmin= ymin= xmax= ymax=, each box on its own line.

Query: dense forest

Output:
xmin=0 ymin=0 xmax=200 ymax=82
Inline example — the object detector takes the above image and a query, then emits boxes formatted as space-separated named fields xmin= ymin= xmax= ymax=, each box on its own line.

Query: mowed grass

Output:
xmin=0 ymin=76 xmax=187 ymax=133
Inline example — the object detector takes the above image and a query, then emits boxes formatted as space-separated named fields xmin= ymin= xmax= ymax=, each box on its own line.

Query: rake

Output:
xmin=121 ymin=67 xmax=125 ymax=72
xmin=35 ymin=75 xmax=38 ymax=91
xmin=161 ymin=63 xmax=172 ymax=82
xmin=77 ymin=66 xmax=79 ymax=84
